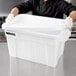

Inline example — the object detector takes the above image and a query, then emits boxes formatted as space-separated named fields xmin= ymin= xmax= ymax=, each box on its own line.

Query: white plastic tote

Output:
xmin=2 ymin=14 xmax=71 ymax=67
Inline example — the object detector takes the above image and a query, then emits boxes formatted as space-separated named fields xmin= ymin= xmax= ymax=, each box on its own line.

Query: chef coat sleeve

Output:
xmin=14 ymin=0 xmax=33 ymax=14
xmin=58 ymin=1 xmax=76 ymax=16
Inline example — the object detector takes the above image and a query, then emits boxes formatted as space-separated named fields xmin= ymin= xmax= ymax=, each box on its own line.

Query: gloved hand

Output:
xmin=65 ymin=17 xmax=73 ymax=29
xmin=5 ymin=13 xmax=15 ymax=23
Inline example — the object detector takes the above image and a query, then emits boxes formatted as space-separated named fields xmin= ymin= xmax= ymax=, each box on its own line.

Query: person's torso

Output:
xmin=32 ymin=0 xmax=64 ymax=18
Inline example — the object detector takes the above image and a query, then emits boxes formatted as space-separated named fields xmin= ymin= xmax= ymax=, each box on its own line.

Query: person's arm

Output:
xmin=57 ymin=1 xmax=76 ymax=28
xmin=14 ymin=0 xmax=33 ymax=14
xmin=58 ymin=0 xmax=76 ymax=19
xmin=10 ymin=0 xmax=33 ymax=16
xmin=5 ymin=0 xmax=33 ymax=22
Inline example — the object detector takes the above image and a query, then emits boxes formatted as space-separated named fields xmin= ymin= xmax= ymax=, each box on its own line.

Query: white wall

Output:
xmin=65 ymin=0 xmax=76 ymax=5
xmin=65 ymin=0 xmax=72 ymax=3
xmin=0 ymin=0 xmax=26 ymax=16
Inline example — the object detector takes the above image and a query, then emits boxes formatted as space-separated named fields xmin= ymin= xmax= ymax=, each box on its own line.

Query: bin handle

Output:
xmin=6 ymin=32 xmax=15 ymax=36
